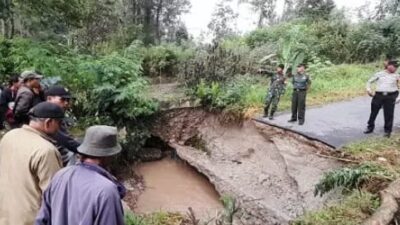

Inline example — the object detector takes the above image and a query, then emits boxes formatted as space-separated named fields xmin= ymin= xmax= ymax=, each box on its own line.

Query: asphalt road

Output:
xmin=257 ymin=96 xmax=400 ymax=148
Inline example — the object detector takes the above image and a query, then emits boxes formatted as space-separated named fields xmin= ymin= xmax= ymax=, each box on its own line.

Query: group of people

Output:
xmin=262 ymin=63 xmax=311 ymax=125
xmin=262 ymin=57 xmax=400 ymax=138
xmin=0 ymin=71 xmax=125 ymax=225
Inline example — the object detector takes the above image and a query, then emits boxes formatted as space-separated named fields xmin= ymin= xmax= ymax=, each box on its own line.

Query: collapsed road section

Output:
xmin=149 ymin=108 xmax=342 ymax=225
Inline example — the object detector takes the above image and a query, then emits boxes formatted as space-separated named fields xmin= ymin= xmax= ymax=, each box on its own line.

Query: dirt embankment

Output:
xmin=150 ymin=108 xmax=342 ymax=225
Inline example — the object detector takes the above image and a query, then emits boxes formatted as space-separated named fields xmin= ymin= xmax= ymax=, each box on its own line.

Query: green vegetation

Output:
xmin=0 ymin=37 xmax=158 ymax=162
xmin=314 ymin=163 xmax=396 ymax=197
xmin=125 ymin=212 xmax=188 ymax=225
xmin=297 ymin=133 xmax=400 ymax=224
xmin=193 ymin=63 xmax=378 ymax=118
xmin=294 ymin=191 xmax=380 ymax=225
xmin=2 ymin=1 xmax=400 ymax=223
xmin=125 ymin=195 xmax=240 ymax=225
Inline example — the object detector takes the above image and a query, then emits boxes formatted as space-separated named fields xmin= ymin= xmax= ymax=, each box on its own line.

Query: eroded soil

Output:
xmin=149 ymin=108 xmax=342 ymax=224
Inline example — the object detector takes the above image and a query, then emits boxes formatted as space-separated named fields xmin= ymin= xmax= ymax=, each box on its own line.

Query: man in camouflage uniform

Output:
xmin=263 ymin=64 xmax=286 ymax=120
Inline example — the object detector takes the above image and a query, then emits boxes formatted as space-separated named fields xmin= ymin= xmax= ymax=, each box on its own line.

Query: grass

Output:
xmin=125 ymin=212 xmax=188 ymax=225
xmin=295 ymin=133 xmax=400 ymax=225
xmin=272 ymin=63 xmax=378 ymax=112
xmin=124 ymin=196 xmax=239 ymax=225
xmin=197 ymin=63 xmax=379 ymax=117
xmin=293 ymin=191 xmax=380 ymax=225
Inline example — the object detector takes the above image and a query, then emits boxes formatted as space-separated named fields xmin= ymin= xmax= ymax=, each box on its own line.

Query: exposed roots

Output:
xmin=363 ymin=179 xmax=400 ymax=225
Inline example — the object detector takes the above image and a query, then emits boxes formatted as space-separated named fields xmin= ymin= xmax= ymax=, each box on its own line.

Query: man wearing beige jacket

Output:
xmin=0 ymin=102 xmax=64 ymax=225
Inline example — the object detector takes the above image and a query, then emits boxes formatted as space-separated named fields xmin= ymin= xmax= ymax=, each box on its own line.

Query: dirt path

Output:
xmin=151 ymin=109 xmax=342 ymax=224
xmin=259 ymin=96 xmax=400 ymax=148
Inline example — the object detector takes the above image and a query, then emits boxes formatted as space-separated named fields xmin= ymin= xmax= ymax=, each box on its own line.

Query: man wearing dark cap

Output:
xmin=46 ymin=85 xmax=80 ymax=166
xmin=364 ymin=60 xmax=400 ymax=138
xmin=0 ymin=102 xmax=64 ymax=225
xmin=14 ymin=70 xmax=44 ymax=126
xmin=263 ymin=64 xmax=287 ymax=120
xmin=288 ymin=63 xmax=311 ymax=125
xmin=36 ymin=125 xmax=125 ymax=225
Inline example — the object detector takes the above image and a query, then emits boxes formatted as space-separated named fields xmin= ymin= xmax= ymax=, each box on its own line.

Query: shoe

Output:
xmin=288 ymin=119 xmax=297 ymax=123
xmin=299 ymin=121 xmax=305 ymax=125
xmin=384 ymin=132 xmax=391 ymax=138
xmin=269 ymin=116 xmax=274 ymax=120
xmin=363 ymin=128 xmax=373 ymax=134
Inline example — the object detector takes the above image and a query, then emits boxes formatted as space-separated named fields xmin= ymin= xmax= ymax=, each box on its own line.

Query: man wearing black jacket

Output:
xmin=0 ymin=75 xmax=20 ymax=129
xmin=46 ymin=85 xmax=80 ymax=166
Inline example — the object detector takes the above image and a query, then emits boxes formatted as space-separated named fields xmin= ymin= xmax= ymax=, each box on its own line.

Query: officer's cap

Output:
xmin=388 ymin=60 xmax=399 ymax=68
xmin=297 ymin=63 xmax=307 ymax=68
xmin=46 ymin=85 xmax=72 ymax=99
xmin=28 ymin=102 xmax=65 ymax=119
xmin=20 ymin=71 xmax=43 ymax=81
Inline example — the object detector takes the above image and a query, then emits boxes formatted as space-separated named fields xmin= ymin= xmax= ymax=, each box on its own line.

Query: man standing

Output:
xmin=288 ymin=64 xmax=311 ymax=125
xmin=14 ymin=71 xmax=44 ymax=126
xmin=364 ymin=60 xmax=400 ymax=138
xmin=263 ymin=64 xmax=287 ymax=120
xmin=36 ymin=125 xmax=125 ymax=225
xmin=0 ymin=102 xmax=64 ymax=225
xmin=0 ymin=75 xmax=20 ymax=129
xmin=46 ymin=85 xmax=80 ymax=166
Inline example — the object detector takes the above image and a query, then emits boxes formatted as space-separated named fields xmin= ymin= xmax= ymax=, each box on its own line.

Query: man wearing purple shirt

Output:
xmin=35 ymin=125 xmax=126 ymax=225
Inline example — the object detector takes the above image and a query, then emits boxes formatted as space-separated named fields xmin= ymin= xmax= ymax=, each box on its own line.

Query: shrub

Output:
xmin=0 ymin=38 xmax=158 ymax=162
xmin=314 ymin=163 xmax=395 ymax=197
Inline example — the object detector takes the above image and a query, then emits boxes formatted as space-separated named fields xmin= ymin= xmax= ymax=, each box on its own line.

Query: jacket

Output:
xmin=35 ymin=162 xmax=125 ymax=225
xmin=0 ymin=125 xmax=62 ymax=225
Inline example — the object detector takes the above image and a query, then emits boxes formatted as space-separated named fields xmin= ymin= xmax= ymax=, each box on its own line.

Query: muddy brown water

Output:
xmin=134 ymin=157 xmax=223 ymax=218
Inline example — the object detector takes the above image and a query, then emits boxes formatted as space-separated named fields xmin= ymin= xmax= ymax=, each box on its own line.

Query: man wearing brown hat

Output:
xmin=36 ymin=125 xmax=125 ymax=225
xmin=365 ymin=60 xmax=400 ymax=137
xmin=14 ymin=70 xmax=45 ymax=126
xmin=0 ymin=102 xmax=64 ymax=225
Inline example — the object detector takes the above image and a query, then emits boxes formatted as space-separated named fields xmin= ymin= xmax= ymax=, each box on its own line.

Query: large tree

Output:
xmin=240 ymin=0 xmax=277 ymax=27
xmin=375 ymin=0 xmax=400 ymax=20
xmin=295 ymin=0 xmax=336 ymax=20
xmin=208 ymin=0 xmax=239 ymax=41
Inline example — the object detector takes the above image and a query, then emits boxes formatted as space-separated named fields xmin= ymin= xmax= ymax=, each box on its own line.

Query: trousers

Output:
xmin=367 ymin=91 xmax=398 ymax=133
xmin=291 ymin=89 xmax=307 ymax=122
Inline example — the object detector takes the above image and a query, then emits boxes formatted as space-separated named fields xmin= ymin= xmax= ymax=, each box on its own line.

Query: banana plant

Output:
xmin=259 ymin=25 xmax=306 ymax=75
xmin=278 ymin=25 xmax=305 ymax=75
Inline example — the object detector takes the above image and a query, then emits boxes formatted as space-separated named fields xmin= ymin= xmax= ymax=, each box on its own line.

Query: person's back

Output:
xmin=0 ymin=126 xmax=62 ymax=225
xmin=14 ymin=85 xmax=35 ymax=123
xmin=36 ymin=164 xmax=125 ymax=225
xmin=14 ymin=71 xmax=44 ymax=126
xmin=36 ymin=125 xmax=125 ymax=225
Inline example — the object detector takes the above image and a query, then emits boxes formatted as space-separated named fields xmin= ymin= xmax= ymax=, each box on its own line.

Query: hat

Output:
xmin=388 ymin=60 xmax=399 ymax=68
xmin=20 ymin=71 xmax=43 ymax=81
xmin=78 ymin=125 xmax=122 ymax=157
xmin=29 ymin=102 xmax=65 ymax=119
xmin=297 ymin=63 xmax=307 ymax=68
xmin=46 ymin=85 xmax=72 ymax=99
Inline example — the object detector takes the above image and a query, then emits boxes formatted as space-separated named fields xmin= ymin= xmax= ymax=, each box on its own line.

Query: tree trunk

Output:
xmin=257 ymin=11 xmax=264 ymax=28
xmin=155 ymin=0 xmax=163 ymax=44
xmin=363 ymin=179 xmax=400 ymax=225
xmin=143 ymin=0 xmax=154 ymax=45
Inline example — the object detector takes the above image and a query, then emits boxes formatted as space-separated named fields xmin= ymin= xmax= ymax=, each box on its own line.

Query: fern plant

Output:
xmin=314 ymin=163 xmax=396 ymax=197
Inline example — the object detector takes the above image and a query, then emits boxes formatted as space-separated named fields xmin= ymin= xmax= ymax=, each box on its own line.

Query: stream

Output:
xmin=134 ymin=156 xmax=223 ymax=218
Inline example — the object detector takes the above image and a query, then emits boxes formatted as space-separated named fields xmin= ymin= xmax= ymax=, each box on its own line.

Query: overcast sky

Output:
xmin=182 ymin=0 xmax=379 ymax=40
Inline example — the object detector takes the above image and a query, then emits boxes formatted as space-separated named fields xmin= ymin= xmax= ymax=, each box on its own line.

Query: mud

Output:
xmin=134 ymin=157 xmax=223 ymax=218
xmin=150 ymin=108 xmax=342 ymax=225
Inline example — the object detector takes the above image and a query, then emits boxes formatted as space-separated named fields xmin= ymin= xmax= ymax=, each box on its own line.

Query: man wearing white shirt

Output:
xmin=364 ymin=60 xmax=400 ymax=137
